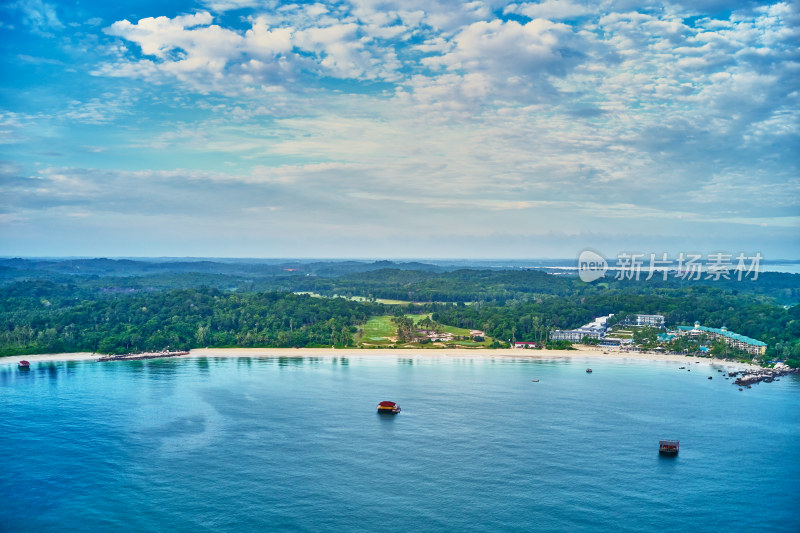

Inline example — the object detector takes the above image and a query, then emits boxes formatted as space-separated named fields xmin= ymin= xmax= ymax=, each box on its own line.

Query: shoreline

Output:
xmin=0 ymin=347 xmax=762 ymax=371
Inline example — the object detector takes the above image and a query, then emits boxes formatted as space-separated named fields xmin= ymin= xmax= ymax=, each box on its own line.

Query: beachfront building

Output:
xmin=676 ymin=322 xmax=766 ymax=356
xmin=513 ymin=341 xmax=539 ymax=349
xmin=636 ymin=314 xmax=665 ymax=327
xmin=549 ymin=329 xmax=592 ymax=342
xmin=550 ymin=314 xmax=614 ymax=343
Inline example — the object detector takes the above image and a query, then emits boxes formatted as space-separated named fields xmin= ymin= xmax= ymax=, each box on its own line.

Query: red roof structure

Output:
xmin=378 ymin=401 xmax=396 ymax=407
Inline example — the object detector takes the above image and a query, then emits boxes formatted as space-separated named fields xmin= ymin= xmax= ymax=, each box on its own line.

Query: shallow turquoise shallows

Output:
xmin=2 ymin=356 xmax=799 ymax=532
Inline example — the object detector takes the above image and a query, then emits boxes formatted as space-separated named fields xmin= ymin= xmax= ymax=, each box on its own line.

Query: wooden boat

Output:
xmin=659 ymin=440 xmax=679 ymax=455
xmin=18 ymin=360 xmax=30 ymax=369
xmin=377 ymin=401 xmax=401 ymax=414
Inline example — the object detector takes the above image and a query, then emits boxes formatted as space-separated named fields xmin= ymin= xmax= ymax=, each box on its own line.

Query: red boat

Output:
xmin=377 ymin=401 xmax=401 ymax=414
xmin=659 ymin=440 xmax=679 ymax=455
xmin=18 ymin=360 xmax=30 ymax=369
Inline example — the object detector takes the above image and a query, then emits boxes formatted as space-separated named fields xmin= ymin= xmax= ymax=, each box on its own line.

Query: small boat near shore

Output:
xmin=377 ymin=401 xmax=401 ymax=414
xmin=586 ymin=368 xmax=592 ymax=373
xmin=18 ymin=360 xmax=30 ymax=369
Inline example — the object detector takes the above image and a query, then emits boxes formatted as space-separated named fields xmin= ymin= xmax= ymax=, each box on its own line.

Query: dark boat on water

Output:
xmin=586 ymin=368 xmax=593 ymax=373
xmin=377 ymin=401 xmax=401 ymax=414
xmin=18 ymin=360 xmax=30 ymax=369
xmin=659 ymin=439 xmax=679 ymax=455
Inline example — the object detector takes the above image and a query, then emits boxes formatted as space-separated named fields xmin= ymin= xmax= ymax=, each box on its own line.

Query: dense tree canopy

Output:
xmin=1 ymin=260 xmax=798 ymax=361
xmin=0 ymin=285 xmax=385 ymax=355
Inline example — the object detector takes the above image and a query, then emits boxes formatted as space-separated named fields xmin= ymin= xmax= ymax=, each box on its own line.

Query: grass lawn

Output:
xmin=439 ymin=323 xmax=471 ymax=336
xmin=609 ymin=328 xmax=634 ymax=338
xmin=358 ymin=313 xmax=433 ymax=345
xmin=359 ymin=315 xmax=398 ymax=342
xmin=357 ymin=314 xmax=495 ymax=348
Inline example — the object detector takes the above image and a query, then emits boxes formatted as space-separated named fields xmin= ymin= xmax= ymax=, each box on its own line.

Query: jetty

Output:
xmin=98 ymin=350 xmax=189 ymax=362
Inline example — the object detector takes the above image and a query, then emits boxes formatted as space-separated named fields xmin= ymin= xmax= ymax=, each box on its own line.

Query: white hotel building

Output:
xmin=636 ymin=314 xmax=665 ymax=327
xmin=549 ymin=314 xmax=614 ymax=343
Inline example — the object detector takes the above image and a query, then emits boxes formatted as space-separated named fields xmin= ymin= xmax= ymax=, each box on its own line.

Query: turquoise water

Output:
xmin=2 ymin=356 xmax=799 ymax=532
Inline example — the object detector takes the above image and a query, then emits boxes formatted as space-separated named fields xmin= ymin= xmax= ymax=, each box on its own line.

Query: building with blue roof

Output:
xmin=675 ymin=321 xmax=766 ymax=356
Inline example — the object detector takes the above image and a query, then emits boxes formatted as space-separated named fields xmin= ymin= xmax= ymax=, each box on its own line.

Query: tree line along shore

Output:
xmin=1 ymin=259 xmax=799 ymax=367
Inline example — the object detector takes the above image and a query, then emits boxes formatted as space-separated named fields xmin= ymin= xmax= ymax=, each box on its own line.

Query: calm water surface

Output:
xmin=2 ymin=356 xmax=799 ymax=532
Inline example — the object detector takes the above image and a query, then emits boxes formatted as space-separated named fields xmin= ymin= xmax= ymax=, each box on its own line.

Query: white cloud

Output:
xmin=201 ymin=0 xmax=264 ymax=13
xmin=5 ymin=1 xmax=799 ymax=257
xmin=293 ymin=23 xmax=371 ymax=78
xmin=427 ymin=18 xmax=578 ymax=74
xmin=61 ymin=91 xmax=136 ymax=124
xmin=244 ymin=19 xmax=293 ymax=56
xmin=407 ymin=18 xmax=586 ymax=107
xmin=505 ymin=1 xmax=591 ymax=20
xmin=10 ymin=0 xmax=63 ymax=35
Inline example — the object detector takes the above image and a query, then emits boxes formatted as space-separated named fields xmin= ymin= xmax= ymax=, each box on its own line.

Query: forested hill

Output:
xmin=287 ymin=268 xmax=800 ymax=305
xmin=0 ymin=258 xmax=446 ymax=279
xmin=1 ymin=259 xmax=799 ymax=361
xmin=2 ymin=258 xmax=799 ymax=304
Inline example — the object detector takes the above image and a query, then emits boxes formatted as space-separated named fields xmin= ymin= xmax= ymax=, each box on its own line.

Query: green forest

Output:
xmin=1 ymin=258 xmax=799 ymax=363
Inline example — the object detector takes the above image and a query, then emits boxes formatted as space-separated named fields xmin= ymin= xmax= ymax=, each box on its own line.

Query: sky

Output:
xmin=0 ymin=0 xmax=798 ymax=259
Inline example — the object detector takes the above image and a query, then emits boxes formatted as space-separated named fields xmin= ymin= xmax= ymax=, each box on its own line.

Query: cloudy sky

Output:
xmin=1 ymin=0 xmax=798 ymax=259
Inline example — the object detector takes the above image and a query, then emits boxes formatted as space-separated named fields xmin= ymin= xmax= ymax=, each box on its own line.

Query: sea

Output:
xmin=1 ymin=355 xmax=799 ymax=532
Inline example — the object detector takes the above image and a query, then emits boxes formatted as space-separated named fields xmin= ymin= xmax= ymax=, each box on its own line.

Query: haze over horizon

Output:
xmin=1 ymin=0 xmax=798 ymax=259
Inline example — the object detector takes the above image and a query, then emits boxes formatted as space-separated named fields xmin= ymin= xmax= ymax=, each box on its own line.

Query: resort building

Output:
xmin=675 ymin=322 xmax=766 ymax=356
xmin=636 ymin=314 xmax=665 ymax=327
xmin=513 ymin=341 xmax=539 ymax=349
xmin=549 ymin=314 xmax=614 ymax=343
xmin=549 ymin=329 xmax=593 ymax=342
xmin=598 ymin=337 xmax=633 ymax=347
xmin=415 ymin=330 xmax=455 ymax=343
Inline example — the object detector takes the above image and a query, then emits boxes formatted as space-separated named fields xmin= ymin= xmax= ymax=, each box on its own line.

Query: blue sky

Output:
xmin=1 ymin=0 xmax=798 ymax=259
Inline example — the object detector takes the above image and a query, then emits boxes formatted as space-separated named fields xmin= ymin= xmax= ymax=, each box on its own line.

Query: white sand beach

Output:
xmin=1 ymin=346 xmax=761 ymax=371
xmin=2 ymin=352 xmax=102 ymax=365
